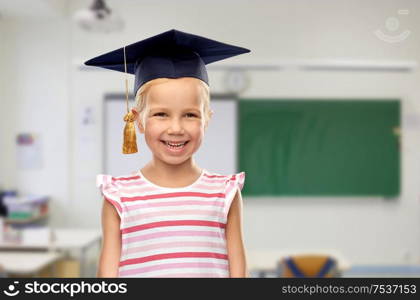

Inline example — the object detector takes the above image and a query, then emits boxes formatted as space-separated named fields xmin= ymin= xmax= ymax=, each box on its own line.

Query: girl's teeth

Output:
xmin=164 ymin=141 xmax=187 ymax=148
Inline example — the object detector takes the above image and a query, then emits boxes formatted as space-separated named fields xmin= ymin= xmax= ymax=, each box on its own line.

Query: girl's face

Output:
xmin=135 ymin=78 xmax=206 ymax=166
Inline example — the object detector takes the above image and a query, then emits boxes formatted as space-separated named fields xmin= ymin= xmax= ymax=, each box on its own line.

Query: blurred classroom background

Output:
xmin=1 ymin=0 xmax=420 ymax=278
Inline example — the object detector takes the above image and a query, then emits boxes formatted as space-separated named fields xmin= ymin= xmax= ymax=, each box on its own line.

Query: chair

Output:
xmin=278 ymin=254 xmax=339 ymax=278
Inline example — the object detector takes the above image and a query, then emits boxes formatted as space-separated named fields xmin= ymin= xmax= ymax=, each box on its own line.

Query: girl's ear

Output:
xmin=131 ymin=107 xmax=145 ymax=134
xmin=204 ymin=110 xmax=214 ymax=131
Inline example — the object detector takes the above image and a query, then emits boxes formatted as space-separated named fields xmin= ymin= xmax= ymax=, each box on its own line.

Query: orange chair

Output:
xmin=278 ymin=254 xmax=339 ymax=278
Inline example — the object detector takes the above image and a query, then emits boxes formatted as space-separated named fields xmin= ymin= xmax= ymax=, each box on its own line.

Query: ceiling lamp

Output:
xmin=73 ymin=0 xmax=124 ymax=33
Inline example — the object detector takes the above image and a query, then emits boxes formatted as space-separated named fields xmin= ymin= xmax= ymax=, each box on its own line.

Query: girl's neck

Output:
xmin=140 ymin=157 xmax=202 ymax=186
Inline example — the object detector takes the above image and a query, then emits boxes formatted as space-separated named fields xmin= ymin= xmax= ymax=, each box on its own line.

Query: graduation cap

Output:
xmin=84 ymin=29 xmax=250 ymax=154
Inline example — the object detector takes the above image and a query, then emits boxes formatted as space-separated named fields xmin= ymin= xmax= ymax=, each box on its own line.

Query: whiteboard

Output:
xmin=104 ymin=95 xmax=238 ymax=176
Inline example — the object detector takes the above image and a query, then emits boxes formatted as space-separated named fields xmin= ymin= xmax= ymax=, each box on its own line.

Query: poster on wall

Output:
xmin=16 ymin=133 xmax=43 ymax=170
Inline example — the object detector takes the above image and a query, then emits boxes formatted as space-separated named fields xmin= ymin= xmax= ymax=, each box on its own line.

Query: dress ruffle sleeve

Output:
xmin=223 ymin=171 xmax=245 ymax=219
xmin=96 ymin=174 xmax=123 ymax=219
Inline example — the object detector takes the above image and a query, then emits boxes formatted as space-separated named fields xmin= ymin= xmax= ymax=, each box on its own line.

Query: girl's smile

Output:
xmin=160 ymin=140 xmax=190 ymax=153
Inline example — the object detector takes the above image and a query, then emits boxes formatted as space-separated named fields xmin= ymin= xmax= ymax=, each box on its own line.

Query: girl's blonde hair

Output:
xmin=135 ymin=77 xmax=212 ymax=130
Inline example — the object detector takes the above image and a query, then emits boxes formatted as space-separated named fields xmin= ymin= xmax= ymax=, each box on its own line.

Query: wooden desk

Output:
xmin=0 ymin=228 xmax=101 ymax=277
xmin=0 ymin=251 xmax=63 ymax=277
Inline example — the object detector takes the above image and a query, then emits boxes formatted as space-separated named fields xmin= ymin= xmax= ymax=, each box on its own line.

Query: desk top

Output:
xmin=0 ymin=251 xmax=63 ymax=274
xmin=0 ymin=228 xmax=101 ymax=250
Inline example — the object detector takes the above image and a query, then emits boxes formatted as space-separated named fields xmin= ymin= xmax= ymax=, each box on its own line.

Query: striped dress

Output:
xmin=96 ymin=169 xmax=245 ymax=278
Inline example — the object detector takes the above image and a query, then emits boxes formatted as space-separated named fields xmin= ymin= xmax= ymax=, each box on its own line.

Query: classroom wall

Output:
xmin=1 ymin=0 xmax=419 ymax=266
xmin=0 ymin=16 xmax=72 ymax=227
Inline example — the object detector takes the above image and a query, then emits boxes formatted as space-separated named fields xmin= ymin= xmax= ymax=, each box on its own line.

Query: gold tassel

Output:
xmin=122 ymin=111 xmax=138 ymax=154
xmin=121 ymin=45 xmax=138 ymax=154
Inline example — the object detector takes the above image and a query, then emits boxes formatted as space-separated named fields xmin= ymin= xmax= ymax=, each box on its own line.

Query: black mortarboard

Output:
xmin=84 ymin=29 xmax=250 ymax=95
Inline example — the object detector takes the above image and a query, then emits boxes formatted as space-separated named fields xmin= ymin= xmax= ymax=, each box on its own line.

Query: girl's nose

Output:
xmin=167 ymin=118 xmax=185 ymax=134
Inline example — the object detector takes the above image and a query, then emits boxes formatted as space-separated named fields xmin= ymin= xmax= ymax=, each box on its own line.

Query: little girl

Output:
xmin=86 ymin=29 xmax=250 ymax=277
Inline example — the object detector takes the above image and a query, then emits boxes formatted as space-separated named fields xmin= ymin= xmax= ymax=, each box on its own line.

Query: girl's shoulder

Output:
xmin=96 ymin=171 xmax=141 ymax=188
xmin=203 ymin=169 xmax=246 ymax=186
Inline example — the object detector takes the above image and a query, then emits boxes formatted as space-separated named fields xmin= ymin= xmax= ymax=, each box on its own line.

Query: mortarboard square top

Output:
xmin=84 ymin=29 xmax=250 ymax=95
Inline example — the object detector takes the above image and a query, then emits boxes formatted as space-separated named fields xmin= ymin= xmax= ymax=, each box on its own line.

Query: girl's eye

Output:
xmin=152 ymin=112 xmax=198 ymax=118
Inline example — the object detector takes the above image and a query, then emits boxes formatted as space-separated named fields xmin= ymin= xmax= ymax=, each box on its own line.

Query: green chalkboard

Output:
xmin=239 ymin=99 xmax=400 ymax=197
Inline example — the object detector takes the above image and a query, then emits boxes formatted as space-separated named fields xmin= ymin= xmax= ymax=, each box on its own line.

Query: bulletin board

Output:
xmin=239 ymin=99 xmax=400 ymax=197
